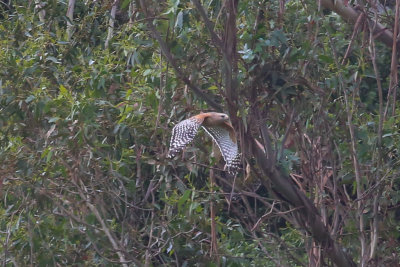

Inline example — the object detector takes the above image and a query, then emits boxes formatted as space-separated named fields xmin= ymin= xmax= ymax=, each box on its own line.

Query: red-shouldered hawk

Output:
xmin=168 ymin=112 xmax=240 ymax=172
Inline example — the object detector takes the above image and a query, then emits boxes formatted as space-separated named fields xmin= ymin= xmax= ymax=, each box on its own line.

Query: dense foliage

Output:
xmin=1 ymin=0 xmax=400 ymax=266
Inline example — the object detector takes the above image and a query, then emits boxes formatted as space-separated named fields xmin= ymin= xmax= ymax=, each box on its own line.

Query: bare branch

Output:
xmin=138 ymin=0 xmax=222 ymax=111
xmin=342 ymin=13 xmax=365 ymax=64
xmin=34 ymin=0 xmax=46 ymax=22
xmin=191 ymin=0 xmax=224 ymax=48
xmin=279 ymin=107 xmax=296 ymax=161
xmin=250 ymin=136 xmax=357 ymax=267
xmin=326 ymin=27 xmax=365 ymax=266
xmin=385 ymin=0 xmax=400 ymax=117
xmin=66 ymin=0 xmax=75 ymax=40
xmin=319 ymin=0 xmax=395 ymax=48
xmin=105 ymin=0 xmax=120 ymax=49
xmin=367 ymin=10 xmax=386 ymax=260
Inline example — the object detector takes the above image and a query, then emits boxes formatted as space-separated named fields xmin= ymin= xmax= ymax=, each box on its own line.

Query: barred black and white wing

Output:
xmin=202 ymin=125 xmax=241 ymax=172
xmin=167 ymin=117 xmax=203 ymax=158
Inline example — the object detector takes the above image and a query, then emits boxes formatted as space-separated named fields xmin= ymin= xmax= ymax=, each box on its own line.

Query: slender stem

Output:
xmin=368 ymin=13 xmax=386 ymax=260
xmin=66 ymin=0 xmax=75 ymax=40
xmin=105 ymin=0 xmax=119 ymax=49
xmin=326 ymin=33 xmax=365 ymax=266
xmin=386 ymin=0 xmax=400 ymax=117
xmin=209 ymin=166 xmax=219 ymax=262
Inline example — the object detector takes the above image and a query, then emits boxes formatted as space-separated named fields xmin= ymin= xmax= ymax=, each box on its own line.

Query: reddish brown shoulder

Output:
xmin=192 ymin=113 xmax=208 ymax=120
xmin=188 ymin=113 xmax=208 ymax=125
xmin=192 ymin=113 xmax=210 ymax=120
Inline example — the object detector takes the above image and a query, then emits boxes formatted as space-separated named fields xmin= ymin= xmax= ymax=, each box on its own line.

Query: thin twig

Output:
xmin=279 ymin=107 xmax=296 ymax=161
xmin=342 ymin=13 xmax=365 ymax=64
xmin=251 ymin=201 xmax=277 ymax=231
xmin=385 ymin=0 xmax=400 ymax=118
xmin=326 ymin=30 xmax=364 ymax=267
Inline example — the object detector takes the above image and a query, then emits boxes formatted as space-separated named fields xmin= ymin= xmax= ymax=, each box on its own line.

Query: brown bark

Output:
xmin=320 ymin=0 xmax=395 ymax=48
xmin=249 ymin=135 xmax=356 ymax=267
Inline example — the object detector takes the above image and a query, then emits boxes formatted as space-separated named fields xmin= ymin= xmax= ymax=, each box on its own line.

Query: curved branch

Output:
xmin=191 ymin=0 xmax=224 ymax=48
xmin=250 ymin=136 xmax=357 ymax=267
xmin=320 ymin=0 xmax=395 ymax=48
xmin=192 ymin=0 xmax=239 ymax=115
xmin=138 ymin=0 xmax=222 ymax=112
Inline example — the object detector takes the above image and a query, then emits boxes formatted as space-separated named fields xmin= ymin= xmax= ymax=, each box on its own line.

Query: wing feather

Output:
xmin=167 ymin=117 xmax=203 ymax=158
xmin=202 ymin=125 xmax=240 ymax=172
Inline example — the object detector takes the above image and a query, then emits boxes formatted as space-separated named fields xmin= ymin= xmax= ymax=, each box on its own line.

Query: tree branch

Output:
xmin=66 ymin=0 xmax=75 ymax=40
xmin=138 ymin=0 xmax=222 ymax=111
xmin=320 ymin=0 xmax=395 ymax=48
xmin=105 ymin=0 xmax=119 ymax=49
xmin=250 ymin=136 xmax=357 ymax=267
xmin=192 ymin=0 xmax=238 ymax=115
xmin=191 ymin=0 xmax=224 ymax=48
xmin=385 ymin=0 xmax=399 ymax=117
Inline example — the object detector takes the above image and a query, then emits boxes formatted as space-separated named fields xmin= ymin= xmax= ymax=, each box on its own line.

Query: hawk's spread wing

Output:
xmin=202 ymin=123 xmax=240 ymax=172
xmin=167 ymin=117 xmax=204 ymax=158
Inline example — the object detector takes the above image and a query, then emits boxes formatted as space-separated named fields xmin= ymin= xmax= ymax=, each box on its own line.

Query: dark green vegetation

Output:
xmin=1 ymin=0 xmax=400 ymax=266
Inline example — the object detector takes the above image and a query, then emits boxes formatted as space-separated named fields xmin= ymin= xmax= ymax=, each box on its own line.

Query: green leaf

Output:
xmin=46 ymin=149 xmax=53 ymax=163
xmin=48 ymin=117 xmax=60 ymax=123
xmin=178 ymin=190 xmax=191 ymax=212
xmin=46 ymin=56 xmax=60 ymax=64
xmin=318 ymin=54 xmax=334 ymax=64
xmin=143 ymin=69 xmax=152 ymax=76
xmin=25 ymin=95 xmax=35 ymax=103
xmin=175 ymin=11 xmax=183 ymax=30
xmin=121 ymin=0 xmax=131 ymax=9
